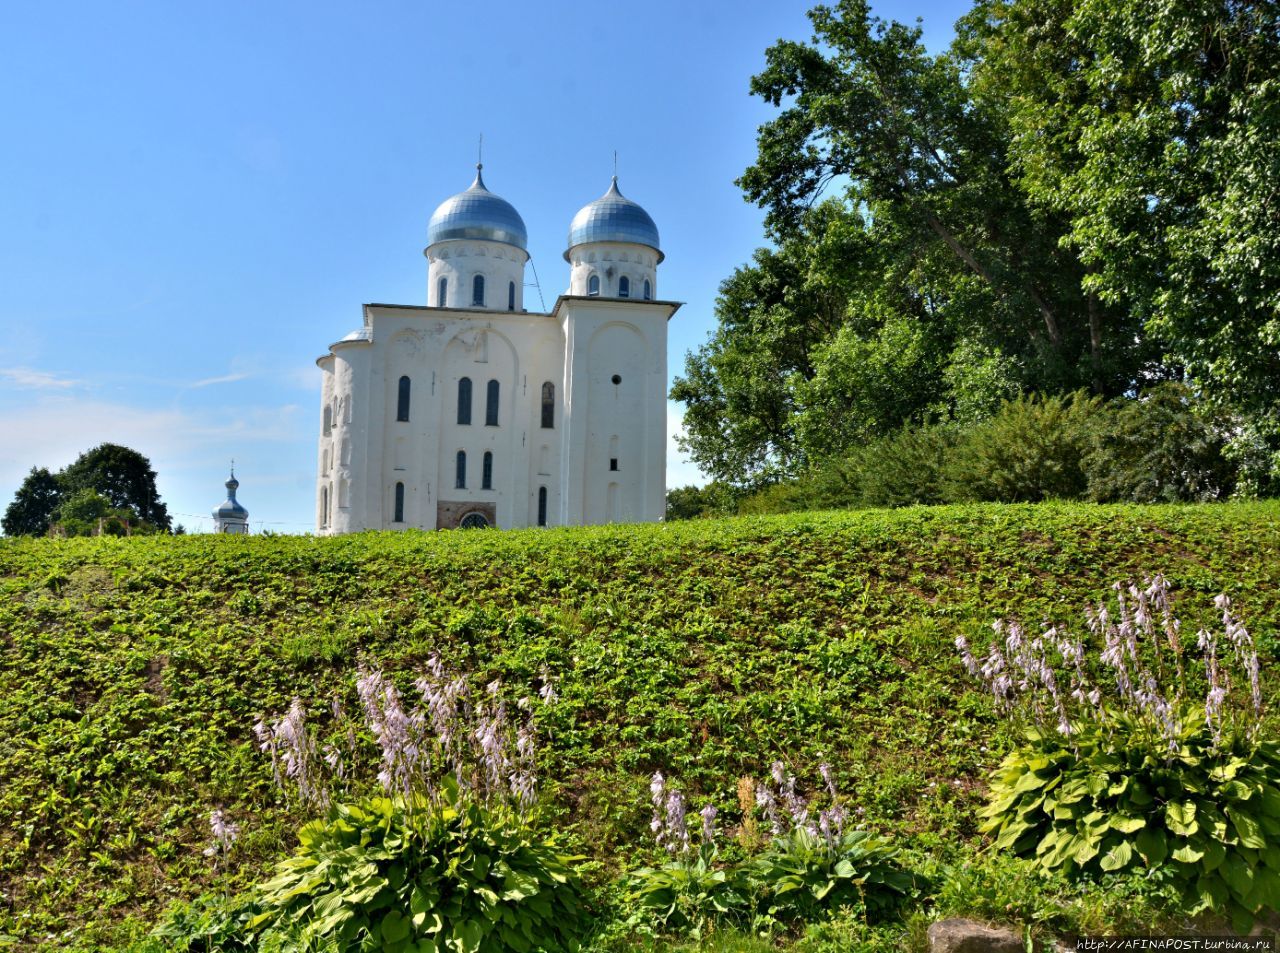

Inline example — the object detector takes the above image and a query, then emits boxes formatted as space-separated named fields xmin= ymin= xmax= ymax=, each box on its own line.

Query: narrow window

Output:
xmin=437 ymin=276 xmax=448 ymax=307
xmin=323 ymin=405 xmax=332 ymax=435
xmin=588 ymin=274 xmax=600 ymax=296
xmin=537 ymin=486 xmax=547 ymax=527
xmin=482 ymin=451 xmax=493 ymax=490
xmin=320 ymin=486 xmax=329 ymax=526
xmin=610 ymin=458 xmax=619 ymax=471
xmin=508 ymin=281 xmax=515 ymax=311
xmin=643 ymin=278 xmax=652 ymax=300
xmin=472 ymin=274 xmax=485 ymax=307
xmin=394 ymin=482 xmax=405 ymax=523
xmin=457 ymin=377 xmax=472 ymax=425
xmin=618 ymin=276 xmax=630 ymax=298
xmin=456 ymin=450 xmax=467 ymax=489
xmin=540 ymin=381 xmax=555 ymax=429
xmin=485 ymin=379 xmax=499 ymax=426
xmin=396 ymin=375 xmax=411 ymax=421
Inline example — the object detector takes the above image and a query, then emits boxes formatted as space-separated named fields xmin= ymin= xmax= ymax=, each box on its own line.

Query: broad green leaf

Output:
xmin=1135 ymin=826 xmax=1167 ymax=866
xmin=1109 ymin=814 xmax=1145 ymax=833
xmin=1227 ymin=808 xmax=1266 ymax=849
xmin=1098 ymin=839 xmax=1134 ymax=872
xmin=1171 ymin=841 xmax=1204 ymax=864
xmin=382 ymin=910 xmax=411 ymax=944
xmin=1165 ymin=801 xmax=1198 ymax=836
xmin=452 ymin=919 xmax=484 ymax=953
xmin=1220 ymin=859 xmax=1255 ymax=900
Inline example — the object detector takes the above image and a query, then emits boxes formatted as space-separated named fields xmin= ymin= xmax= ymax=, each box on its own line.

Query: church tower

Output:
xmin=212 ymin=468 xmax=249 ymax=534
xmin=558 ymin=177 xmax=668 ymax=525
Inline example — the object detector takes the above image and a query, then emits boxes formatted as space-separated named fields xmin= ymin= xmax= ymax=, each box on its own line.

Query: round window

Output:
xmin=611 ymin=374 xmax=622 ymax=385
xmin=459 ymin=512 xmax=490 ymax=529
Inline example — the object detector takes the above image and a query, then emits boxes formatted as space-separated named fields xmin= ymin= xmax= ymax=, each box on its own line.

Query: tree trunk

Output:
xmin=1087 ymin=290 xmax=1104 ymax=394
xmin=920 ymin=209 xmax=1064 ymax=349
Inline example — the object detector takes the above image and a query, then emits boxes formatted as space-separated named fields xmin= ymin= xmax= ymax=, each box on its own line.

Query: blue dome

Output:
xmin=565 ymin=177 xmax=662 ymax=262
xmin=214 ymin=473 xmax=248 ymax=520
xmin=427 ymin=166 xmax=527 ymax=251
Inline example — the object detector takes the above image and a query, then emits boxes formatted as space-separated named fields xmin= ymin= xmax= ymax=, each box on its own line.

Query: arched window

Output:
xmin=541 ymin=382 xmax=555 ymax=429
xmin=323 ymin=405 xmax=332 ymax=435
xmin=394 ymin=482 xmax=405 ymax=523
xmin=643 ymin=278 xmax=652 ymax=300
xmin=437 ymin=277 xmax=448 ymax=307
xmin=485 ymin=379 xmax=499 ymax=426
xmin=508 ymin=281 xmax=515 ymax=311
xmin=482 ymin=451 xmax=493 ymax=490
xmin=587 ymin=273 xmax=600 ymax=296
xmin=537 ymin=486 xmax=548 ymax=527
xmin=457 ymin=377 xmax=472 ymax=425
xmin=472 ymin=274 xmax=485 ymax=307
xmin=455 ymin=450 xmax=467 ymax=489
xmin=396 ymin=375 xmax=411 ymax=422
xmin=618 ymin=276 xmax=630 ymax=298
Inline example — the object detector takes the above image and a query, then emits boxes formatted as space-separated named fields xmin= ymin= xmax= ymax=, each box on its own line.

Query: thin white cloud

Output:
xmin=191 ymin=371 xmax=252 ymax=388
xmin=185 ymin=360 xmax=317 ymax=392
xmin=0 ymin=366 xmax=82 ymax=389
xmin=0 ymin=395 xmax=305 ymax=492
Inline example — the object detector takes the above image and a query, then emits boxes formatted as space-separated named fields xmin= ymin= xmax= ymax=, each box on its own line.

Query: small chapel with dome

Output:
xmin=315 ymin=166 xmax=680 ymax=533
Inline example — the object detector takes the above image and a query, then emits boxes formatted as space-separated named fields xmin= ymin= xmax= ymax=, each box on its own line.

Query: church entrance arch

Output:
xmin=436 ymin=500 xmax=496 ymax=530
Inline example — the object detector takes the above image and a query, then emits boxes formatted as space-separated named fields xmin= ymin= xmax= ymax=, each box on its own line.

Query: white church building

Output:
xmin=315 ymin=165 xmax=680 ymax=533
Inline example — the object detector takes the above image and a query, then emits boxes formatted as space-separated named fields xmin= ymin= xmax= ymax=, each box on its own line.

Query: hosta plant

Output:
xmin=751 ymin=827 xmax=915 ymax=923
xmin=625 ymin=763 xmax=914 ymax=935
xmin=959 ymin=576 xmax=1280 ymax=932
xmin=622 ymin=772 xmax=748 ymax=936
xmin=623 ymin=843 xmax=749 ymax=938
xmin=249 ymin=783 xmax=591 ymax=953
xmin=980 ymin=709 xmax=1280 ymax=932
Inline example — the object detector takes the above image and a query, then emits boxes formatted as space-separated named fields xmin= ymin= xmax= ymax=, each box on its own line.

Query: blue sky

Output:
xmin=0 ymin=0 xmax=971 ymax=533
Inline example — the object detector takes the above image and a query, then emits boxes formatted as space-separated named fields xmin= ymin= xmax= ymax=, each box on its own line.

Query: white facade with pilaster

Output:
xmin=315 ymin=168 xmax=679 ymax=533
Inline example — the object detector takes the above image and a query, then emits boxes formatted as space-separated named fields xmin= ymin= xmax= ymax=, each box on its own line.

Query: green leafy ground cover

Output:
xmin=2 ymin=503 xmax=1279 ymax=949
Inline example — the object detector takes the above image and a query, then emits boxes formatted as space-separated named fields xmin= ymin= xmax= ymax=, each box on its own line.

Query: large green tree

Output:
xmin=673 ymin=0 xmax=1279 ymax=492
xmin=963 ymin=0 xmax=1280 ymax=476
xmin=2 ymin=444 xmax=171 ymax=536
xmin=59 ymin=443 xmax=170 ymax=530
xmin=1 ymin=467 xmax=62 ymax=537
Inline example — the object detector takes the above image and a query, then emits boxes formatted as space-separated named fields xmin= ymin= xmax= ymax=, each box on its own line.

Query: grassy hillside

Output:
xmin=2 ymin=503 xmax=1280 ymax=949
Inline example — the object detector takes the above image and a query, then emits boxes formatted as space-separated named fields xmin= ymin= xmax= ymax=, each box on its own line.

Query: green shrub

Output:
xmin=1083 ymin=383 xmax=1235 ymax=503
xmin=750 ymin=829 xmax=914 ymax=923
xmin=959 ymin=577 xmax=1280 ymax=932
xmin=941 ymin=392 xmax=1102 ymax=502
xmin=145 ymin=891 xmax=263 ymax=952
xmin=623 ymin=844 xmax=750 ymax=938
xmin=740 ymin=424 xmax=955 ymax=514
xmin=843 ymin=424 xmax=955 ymax=508
xmin=934 ymin=851 xmax=1185 ymax=940
xmin=979 ymin=710 xmax=1280 ymax=933
xmin=249 ymin=788 xmax=592 ymax=953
